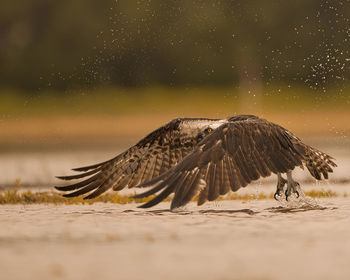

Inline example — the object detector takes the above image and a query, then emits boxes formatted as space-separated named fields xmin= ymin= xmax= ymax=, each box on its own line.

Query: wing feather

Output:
xmin=137 ymin=173 xmax=182 ymax=208
xmin=171 ymin=171 xmax=195 ymax=207
xmin=135 ymin=116 xmax=336 ymax=209
xmin=56 ymin=168 xmax=102 ymax=180
xmin=197 ymin=165 xmax=210 ymax=205
xmin=62 ymin=180 xmax=103 ymax=198
xmin=226 ymin=157 xmax=241 ymax=191
xmin=207 ymin=161 xmax=218 ymax=201
xmin=55 ymin=173 xmax=100 ymax=191
xmin=171 ymin=169 xmax=202 ymax=209
xmin=140 ymin=155 xmax=157 ymax=183
xmin=55 ymin=118 xmax=219 ymax=199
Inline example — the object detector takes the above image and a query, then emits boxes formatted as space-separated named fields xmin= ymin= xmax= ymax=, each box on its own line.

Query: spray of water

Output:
xmin=275 ymin=184 xmax=319 ymax=209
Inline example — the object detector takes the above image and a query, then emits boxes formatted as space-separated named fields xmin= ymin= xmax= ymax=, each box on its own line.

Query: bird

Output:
xmin=55 ymin=117 xmax=226 ymax=198
xmin=55 ymin=115 xmax=337 ymax=210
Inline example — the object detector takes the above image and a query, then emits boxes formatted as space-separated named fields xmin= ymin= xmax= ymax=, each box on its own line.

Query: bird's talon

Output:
xmin=285 ymin=190 xmax=289 ymax=201
xmin=295 ymin=190 xmax=300 ymax=198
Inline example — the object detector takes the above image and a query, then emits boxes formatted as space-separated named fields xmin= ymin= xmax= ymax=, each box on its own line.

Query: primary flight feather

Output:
xmin=55 ymin=115 xmax=337 ymax=209
xmin=55 ymin=117 xmax=225 ymax=198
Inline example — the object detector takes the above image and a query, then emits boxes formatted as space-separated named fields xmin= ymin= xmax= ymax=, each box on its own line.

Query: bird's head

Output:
xmin=196 ymin=120 xmax=225 ymax=142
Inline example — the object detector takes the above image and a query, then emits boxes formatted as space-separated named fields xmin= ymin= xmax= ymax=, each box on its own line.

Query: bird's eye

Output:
xmin=206 ymin=128 xmax=212 ymax=133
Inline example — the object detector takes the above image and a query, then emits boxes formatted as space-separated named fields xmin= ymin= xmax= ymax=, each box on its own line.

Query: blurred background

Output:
xmin=0 ymin=0 xmax=349 ymax=188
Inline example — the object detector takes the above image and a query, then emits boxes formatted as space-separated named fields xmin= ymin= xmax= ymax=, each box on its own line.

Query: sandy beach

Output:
xmin=1 ymin=134 xmax=349 ymax=280
xmin=1 ymin=198 xmax=350 ymax=280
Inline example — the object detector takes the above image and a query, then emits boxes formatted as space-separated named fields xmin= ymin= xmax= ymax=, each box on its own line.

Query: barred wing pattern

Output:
xmin=55 ymin=118 xmax=219 ymax=199
xmin=134 ymin=118 xmax=336 ymax=209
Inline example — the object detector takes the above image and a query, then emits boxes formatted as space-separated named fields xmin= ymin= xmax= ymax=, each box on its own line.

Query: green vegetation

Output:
xmin=1 ymin=86 xmax=349 ymax=118
xmin=0 ymin=1 xmax=348 ymax=90
xmin=0 ymin=189 xmax=159 ymax=205
xmin=0 ymin=188 xmax=340 ymax=205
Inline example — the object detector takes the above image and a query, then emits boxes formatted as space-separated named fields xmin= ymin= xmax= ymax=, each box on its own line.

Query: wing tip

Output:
xmin=71 ymin=167 xmax=87 ymax=172
xmin=55 ymin=175 xmax=73 ymax=181
xmin=54 ymin=185 xmax=68 ymax=191
xmin=137 ymin=203 xmax=152 ymax=209
xmin=83 ymin=194 xmax=95 ymax=200
xmin=131 ymin=193 xmax=145 ymax=199
xmin=62 ymin=192 xmax=77 ymax=198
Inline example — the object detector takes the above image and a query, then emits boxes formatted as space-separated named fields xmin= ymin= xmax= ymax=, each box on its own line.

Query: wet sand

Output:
xmin=1 ymin=198 xmax=350 ymax=280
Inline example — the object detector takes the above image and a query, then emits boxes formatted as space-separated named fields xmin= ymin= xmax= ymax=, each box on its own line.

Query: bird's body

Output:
xmin=56 ymin=115 xmax=337 ymax=209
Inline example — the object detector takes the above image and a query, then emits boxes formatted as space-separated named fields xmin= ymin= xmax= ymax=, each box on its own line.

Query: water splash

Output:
xmin=275 ymin=184 xmax=319 ymax=209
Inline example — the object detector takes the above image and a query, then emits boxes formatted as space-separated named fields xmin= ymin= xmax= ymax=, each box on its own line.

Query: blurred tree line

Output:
xmin=0 ymin=0 xmax=349 ymax=92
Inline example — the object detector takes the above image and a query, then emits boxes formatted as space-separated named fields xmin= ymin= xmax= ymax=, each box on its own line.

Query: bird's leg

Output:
xmin=285 ymin=171 xmax=300 ymax=201
xmin=274 ymin=173 xmax=287 ymax=200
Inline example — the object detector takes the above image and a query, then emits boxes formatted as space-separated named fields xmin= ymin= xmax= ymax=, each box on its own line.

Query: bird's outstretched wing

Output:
xmin=134 ymin=118 xmax=336 ymax=209
xmin=55 ymin=118 xmax=219 ymax=199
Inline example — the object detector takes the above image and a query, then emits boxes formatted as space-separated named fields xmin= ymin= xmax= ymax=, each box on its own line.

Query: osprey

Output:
xmin=55 ymin=115 xmax=337 ymax=210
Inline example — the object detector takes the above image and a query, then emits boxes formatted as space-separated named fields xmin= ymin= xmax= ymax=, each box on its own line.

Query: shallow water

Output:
xmin=1 ymin=139 xmax=349 ymax=279
xmin=1 ymin=198 xmax=350 ymax=280
xmin=0 ymin=140 xmax=349 ymax=188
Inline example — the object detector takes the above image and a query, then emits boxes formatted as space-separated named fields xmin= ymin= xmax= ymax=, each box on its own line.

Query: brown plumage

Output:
xmin=55 ymin=115 xmax=337 ymax=209
xmin=133 ymin=115 xmax=337 ymax=209
xmin=55 ymin=117 xmax=224 ymax=198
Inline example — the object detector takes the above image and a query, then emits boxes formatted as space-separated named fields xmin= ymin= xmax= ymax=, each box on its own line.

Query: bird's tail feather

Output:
xmin=303 ymin=147 xmax=337 ymax=180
